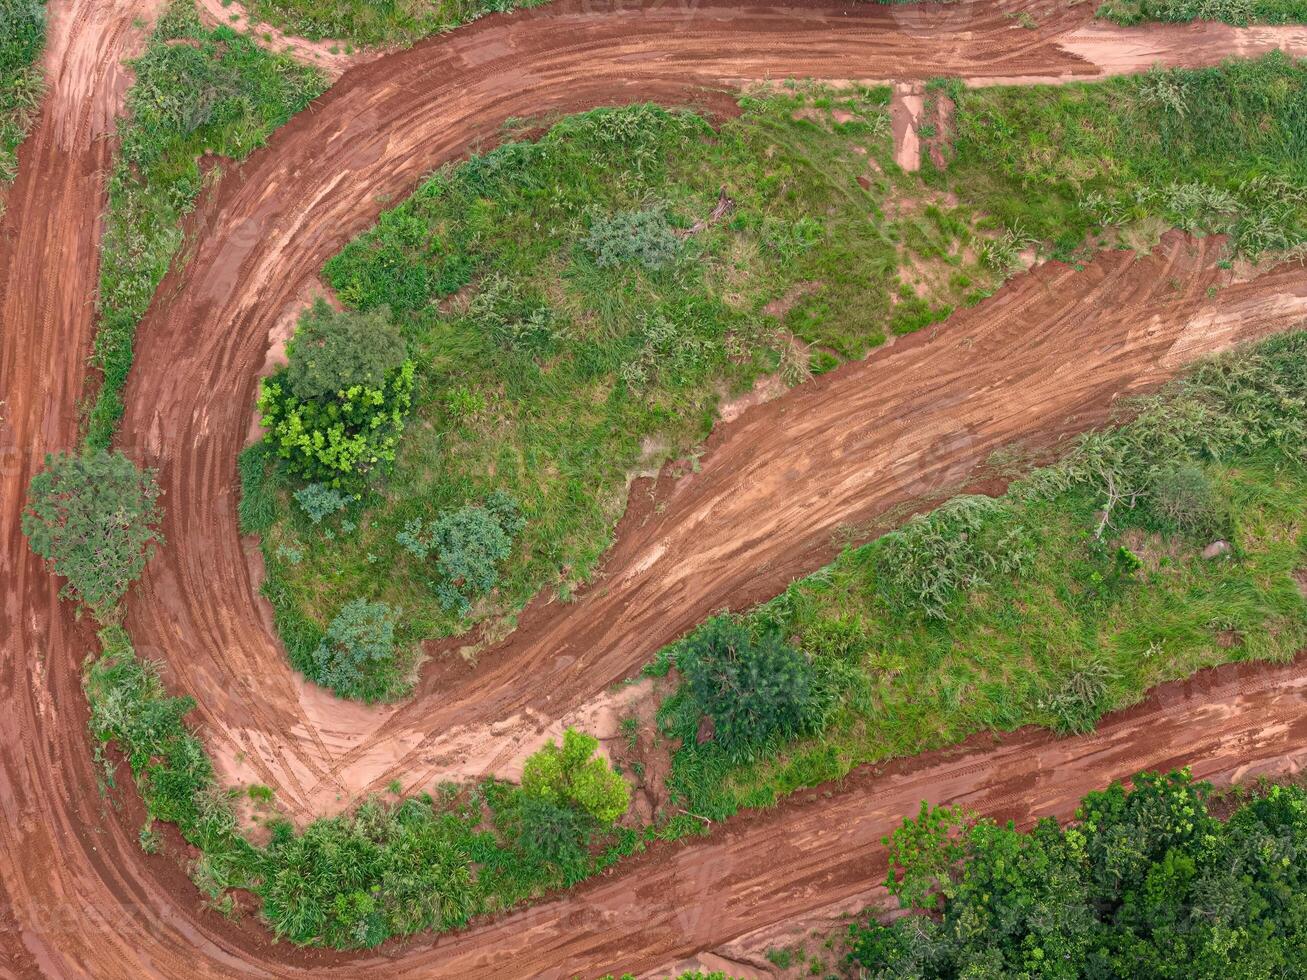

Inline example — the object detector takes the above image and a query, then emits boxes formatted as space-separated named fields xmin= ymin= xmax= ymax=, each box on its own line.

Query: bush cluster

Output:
xmin=307 ymin=598 xmax=409 ymax=702
xmin=675 ymin=617 xmax=826 ymax=758
xmin=583 ymin=208 xmax=681 ymax=270
xmin=396 ymin=491 xmax=525 ymax=615
xmin=259 ymin=304 xmax=416 ymax=487
xmin=22 ymin=450 xmax=163 ymax=617
xmin=852 ymin=772 xmax=1307 ymax=976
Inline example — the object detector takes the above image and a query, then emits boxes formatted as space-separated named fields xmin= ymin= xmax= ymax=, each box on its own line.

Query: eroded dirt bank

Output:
xmin=3 ymin=0 xmax=1307 ymax=975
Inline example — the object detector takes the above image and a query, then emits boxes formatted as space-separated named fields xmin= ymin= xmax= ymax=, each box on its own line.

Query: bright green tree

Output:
xmin=521 ymin=728 xmax=630 ymax=825
xmin=22 ymin=450 xmax=163 ymax=616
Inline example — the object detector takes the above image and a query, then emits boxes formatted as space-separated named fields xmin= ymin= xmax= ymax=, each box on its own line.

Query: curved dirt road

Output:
xmin=113 ymin=0 xmax=1307 ymax=818
xmin=2 ymin=0 xmax=1307 ymax=976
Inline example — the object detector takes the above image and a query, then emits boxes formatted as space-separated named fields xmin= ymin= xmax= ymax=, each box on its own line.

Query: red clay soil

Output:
xmin=3 ymin=0 xmax=1307 ymax=976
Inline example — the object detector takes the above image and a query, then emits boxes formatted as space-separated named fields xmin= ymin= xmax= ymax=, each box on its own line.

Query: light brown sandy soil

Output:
xmin=194 ymin=0 xmax=374 ymax=77
xmin=3 ymin=0 xmax=1307 ymax=976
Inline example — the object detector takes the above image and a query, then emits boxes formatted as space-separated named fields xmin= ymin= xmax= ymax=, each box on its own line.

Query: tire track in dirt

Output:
xmin=3 ymin=1 xmax=1307 ymax=976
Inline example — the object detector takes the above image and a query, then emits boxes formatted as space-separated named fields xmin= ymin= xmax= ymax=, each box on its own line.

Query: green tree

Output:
xmin=259 ymin=302 xmax=415 ymax=487
xmin=308 ymin=598 xmax=408 ymax=702
xmin=284 ymin=300 xmax=406 ymax=401
xmin=676 ymin=617 xmax=824 ymax=756
xmin=521 ymin=728 xmax=630 ymax=824
xmin=22 ymin=450 xmax=163 ymax=616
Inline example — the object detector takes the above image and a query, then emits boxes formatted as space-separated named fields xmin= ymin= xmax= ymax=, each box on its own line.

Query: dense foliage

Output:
xmin=850 ymin=772 xmax=1307 ymax=977
xmin=259 ymin=359 xmax=416 ymax=487
xmin=395 ymin=491 xmax=525 ymax=614
xmin=584 ymin=208 xmax=681 ymax=270
xmin=306 ymin=598 xmax=410 ymax=702
xmin=22 ymin=450 xmax=163 ymax=617
xmin=87 ymin=1 xmax=326 ymax=448
xmin=284 ymin=300 xmax=407 ymax=401
xmin=245 ymin=0 xmax=549 ymax=47
xmin=521 ymin=728 xmax=631 ymax=824
xmin=0 ymin=0 xmax=45 ymax=192
xmin=674 ymin=618 xmax=826 ymax=758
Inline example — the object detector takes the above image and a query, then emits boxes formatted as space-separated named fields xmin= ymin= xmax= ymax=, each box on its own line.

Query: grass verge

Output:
xmin=85 ymin=0 xmax=326 ymax=449
xmin=1097 ymin=0 xmax=1307 ymax=25
xmin=243 ymin=0 xmax=550 ymax=48
xmin=0 ymin=0 xmax=46 ymax=200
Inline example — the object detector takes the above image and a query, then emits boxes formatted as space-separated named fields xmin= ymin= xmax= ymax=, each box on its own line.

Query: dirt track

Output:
xmin=3 ymin=0 xmax=1307 ymax=976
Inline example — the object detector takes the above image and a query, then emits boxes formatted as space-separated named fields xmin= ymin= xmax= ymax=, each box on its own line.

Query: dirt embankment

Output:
xmin=3 ymin=0 xmax=1307 ymax=976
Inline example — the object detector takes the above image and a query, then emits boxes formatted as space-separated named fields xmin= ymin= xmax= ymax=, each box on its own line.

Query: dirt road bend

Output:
xmin=2 ymin=0 xmax=1307 ymax=976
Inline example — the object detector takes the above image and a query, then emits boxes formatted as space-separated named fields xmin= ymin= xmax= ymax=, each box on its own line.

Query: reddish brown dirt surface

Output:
xmin=3 ymin=0 xmax=1307 ymax=976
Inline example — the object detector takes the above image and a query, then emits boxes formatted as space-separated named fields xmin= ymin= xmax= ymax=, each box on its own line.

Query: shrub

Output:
xmin=1147 ymin=462 xmax=1228 ymax=538
xmin=513 ymin=794 xmax=593 ymax=868
xmin=521 ymin=728 xmax=630 ymax=824
xmin=583 ymin=208 xmax=680 ymax=270
xmin=22 ymin=450 xmax=163 ymax=617
xmin=307 ymin=598 xmax=409 ymax=702
xmin=396 ymin=491 xmax=525 ymax=614
xmin=0 ymin=0 xmax=46 ymax=189
xmin=294 ymin=482 xmax=349 ymax=525
xmin=676 ymin=617 xmax=824 ymax=756
xmin=258 ymin=359 xmax=415 ymax=487
xmin=285 ymin=300 xmax=407 ymax=401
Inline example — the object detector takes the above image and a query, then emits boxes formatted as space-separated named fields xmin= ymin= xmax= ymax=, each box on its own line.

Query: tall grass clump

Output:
xmin=86 ymin=0 xmax=326 ymax=448
xmin=0 ymin=0 xmax=47 ymax=196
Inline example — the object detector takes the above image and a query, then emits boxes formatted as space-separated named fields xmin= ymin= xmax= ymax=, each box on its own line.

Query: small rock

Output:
xmin=1202 ymin=540 xmax=1232 ymax=559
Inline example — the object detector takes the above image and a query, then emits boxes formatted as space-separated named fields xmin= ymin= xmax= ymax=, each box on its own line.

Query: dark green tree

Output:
xmin=22 ymin=450 xmax=163 ymax=616
xmin=676 ymin=617 xmax=823 ymax=756
xmin=308 ymin=598 xmax=408 ymax=702
xmin=284 ymin=300 xmax=406 ymax=401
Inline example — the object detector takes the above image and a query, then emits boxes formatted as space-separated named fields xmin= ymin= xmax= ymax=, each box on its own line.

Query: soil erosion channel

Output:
xmin=2 ymin=0 xmax=1306 ymax=976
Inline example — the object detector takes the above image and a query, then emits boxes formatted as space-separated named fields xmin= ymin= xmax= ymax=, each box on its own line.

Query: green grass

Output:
xmin=252 ymin=58 xmax=1307 ymax=697
xmin=245 ymin=0 xmax=550 ymax=47
xmin=934 ymin=53 xmax=1307 ymax=261
xmin=250 ymin=85 xmax=1011 ymax=669
xmin=85 ymin=0 xmax=326 ymax=449
xmin=1097 ymin=0 xmax=1307 ymax=25
xmin=653 ymin=332 xmax=1307 ymax=833
xmin=0 ymin=0 xmax=46 ymax=197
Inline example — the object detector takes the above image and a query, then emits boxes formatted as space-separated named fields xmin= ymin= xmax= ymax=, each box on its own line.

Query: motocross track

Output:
xmin=3 ymin=0 xmax=1307 ymax=976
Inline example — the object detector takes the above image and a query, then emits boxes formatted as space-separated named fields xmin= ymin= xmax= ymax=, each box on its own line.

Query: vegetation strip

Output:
xmin=1097 ymin=0 xmax=1307 ymax=26
xmin=75 ymin=331 xmax=1306 ymax=949
xmin=0 ymin=0 xmax=47 ymax=201
xmin=242 ymin=0 xmax=551 ymax=48
xmin=85 ymin=0 xmax=325 ymax=448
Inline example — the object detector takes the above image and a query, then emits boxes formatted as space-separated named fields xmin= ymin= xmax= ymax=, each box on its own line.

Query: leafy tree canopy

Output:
xmin=677 ymin=617 xmax=825 ymax=756
xmin=521 ymin=728 xmax=630 ymax=825
xmin=22 ymin=450 xmax=163 ymax=616
xmin=285 ymin=299 xmax=406 ymax=401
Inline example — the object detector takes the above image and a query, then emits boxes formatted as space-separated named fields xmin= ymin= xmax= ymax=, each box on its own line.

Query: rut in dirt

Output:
xmin=2 ymin=0 xmax=1307 ymax=976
